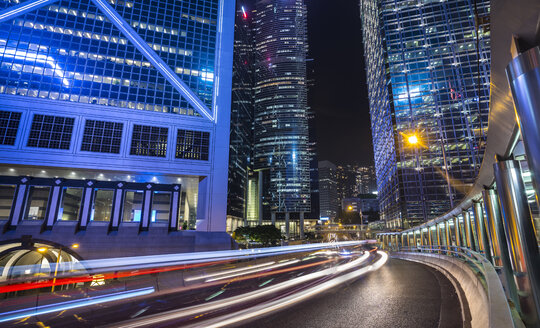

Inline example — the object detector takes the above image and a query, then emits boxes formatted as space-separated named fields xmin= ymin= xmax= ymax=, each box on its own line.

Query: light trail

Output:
xmin=114 ymin=251 xmax=382 ymax=328
xmin=0 ymin=287 xmax=154 ymax=323
xmin=185 ymin=252 xmax=389 ymax=328
xmin=205 ymin=259 xmax=300 ymax=283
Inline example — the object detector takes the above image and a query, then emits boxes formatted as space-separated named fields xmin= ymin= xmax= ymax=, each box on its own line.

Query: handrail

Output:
xmin=396 ymin=246 xmax=515 ymax=328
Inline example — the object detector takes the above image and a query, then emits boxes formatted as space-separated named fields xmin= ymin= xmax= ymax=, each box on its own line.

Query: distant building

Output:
xmin=360 ymin=0 xmax=491 ymax=228
xmin=342 ymin=194 xmax=379 ymax=222
xmin=336 ymin=164 xmax=377 ymax=204
xmin=318 ymin=161 xmax=338 ymax=220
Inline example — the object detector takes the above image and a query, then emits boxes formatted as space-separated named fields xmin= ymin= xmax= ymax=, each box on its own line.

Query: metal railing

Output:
xmin=394 ymin=245 xmax=516 ymax=328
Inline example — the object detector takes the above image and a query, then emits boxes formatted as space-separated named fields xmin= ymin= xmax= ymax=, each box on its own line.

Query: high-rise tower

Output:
xmin=360 ymin=0 xmax=491 ymax=228
xmin=253 ymin=0 xmax=310 ymax=237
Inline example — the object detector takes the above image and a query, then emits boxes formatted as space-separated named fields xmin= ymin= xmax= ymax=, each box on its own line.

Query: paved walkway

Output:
xmin=239 ymin=258 xmax=464 ymax=328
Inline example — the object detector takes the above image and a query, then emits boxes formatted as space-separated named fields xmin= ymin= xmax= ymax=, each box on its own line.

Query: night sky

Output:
xmin=306 ymin=0 xmax=373 ymax=166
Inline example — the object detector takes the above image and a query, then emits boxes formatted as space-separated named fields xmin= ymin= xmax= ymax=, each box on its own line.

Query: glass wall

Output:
xmin=58 ymin=187 xmax=83 ymax=221
xmin=24 ymin=186 xmax=50 ymax=220
xmin=91 ymin=188 xmax=113 ymax=222
xmin=0 ymin=185 xmax=15 ymax=219
xmin=152 ymin=191 xmax=171 ymax=223
xmin=123 ymin=190 xmax=143 ymax=222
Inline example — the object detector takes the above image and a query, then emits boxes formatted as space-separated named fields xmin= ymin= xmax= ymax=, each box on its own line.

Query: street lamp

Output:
xmin=51 ymin=243 xmax=80 ymax=292
xmin=407 ymin=134 xmax=418 ymax=145
xmin=404 ymin=131 xmax=454 ymax=209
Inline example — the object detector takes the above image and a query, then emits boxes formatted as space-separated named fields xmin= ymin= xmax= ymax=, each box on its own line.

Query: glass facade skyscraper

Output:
xmin=253 ymin=0 xmax=310 ymax=232
xmin=0 ymin=0 xmax=235 ymax=257
xmin=227 ymin=3 xmax=254 ymax=231
xmin=360 ymin=0 xmax=490 ymax=228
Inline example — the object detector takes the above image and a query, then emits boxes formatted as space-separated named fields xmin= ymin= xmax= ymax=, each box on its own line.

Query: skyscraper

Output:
xmin=360 ymin=0 xmax=490 ymax=228
xmin=318 ymin=160 xmax=338 ymax=220
xmin=252 ymin=0 xmax=310 ymax=237
xmin=227 ymin=3 xmax=255 ymax=232
xmin=0 ymin=0 xmax=235 ymax=258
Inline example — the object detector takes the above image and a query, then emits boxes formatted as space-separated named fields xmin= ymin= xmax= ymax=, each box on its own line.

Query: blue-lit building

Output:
xmin=253 ymin=0 xmax=310 ymax=238
xmin=227 ymin=2 xmax=254 ymax=232
xmin=0 ymin=0 xmax=235 ymax=259
xmin=360 ymin=0 xmax=491 ymax=228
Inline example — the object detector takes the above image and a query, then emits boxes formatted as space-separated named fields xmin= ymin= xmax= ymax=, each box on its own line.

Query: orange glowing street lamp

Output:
xmin=407 ymin=134 xmax=419 ymax=145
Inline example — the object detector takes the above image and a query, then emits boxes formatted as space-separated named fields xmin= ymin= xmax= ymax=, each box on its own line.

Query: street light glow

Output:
xmin=37 ymin=247 xmax=47 ymax=253
xmin=408 ymin=135 xmax=418 ymax=145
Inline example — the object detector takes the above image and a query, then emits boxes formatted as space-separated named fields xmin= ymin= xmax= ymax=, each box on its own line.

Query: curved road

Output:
xmin=239 ymin=258 xmax=465 ymax=328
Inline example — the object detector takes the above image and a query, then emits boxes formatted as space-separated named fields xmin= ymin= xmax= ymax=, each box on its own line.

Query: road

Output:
xmin=238 ymin=258 xmax=465 ymax=328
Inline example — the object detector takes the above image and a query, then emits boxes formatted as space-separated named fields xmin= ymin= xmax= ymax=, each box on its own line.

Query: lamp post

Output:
xmin=51 ymin=243 xmax=79 ymax=292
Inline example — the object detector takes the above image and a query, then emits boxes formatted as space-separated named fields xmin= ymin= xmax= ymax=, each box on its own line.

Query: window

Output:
xmin=24 ymin=186 xmax=51 ymax=220
xmin=91 ymin=189 xmax=113 ymax=222
xmin=152 ymin=191 xmax=171 ymax=222
xmin=58 ymin=187 xmax=83 ymax=221
xmin=175 ymin=129 xmax=210 ymax=160
xmin=27 ymin=114 xmax=74 ymax=149
xmin=0 ymin=185 xmax=16 ymax=219
xmin=123 ymin=190 xmax=143 ymax=222
xmin=0 ymin=111 xmax=21 ymax=145
xmin=81 ymin=120 xmax=123 ymax=154
xmin=130 ymin=125 xmax=168 ymax=157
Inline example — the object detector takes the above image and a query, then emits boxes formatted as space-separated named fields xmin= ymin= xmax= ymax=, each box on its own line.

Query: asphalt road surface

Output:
xmin=238 ymin=258 xmax=465 ymax=328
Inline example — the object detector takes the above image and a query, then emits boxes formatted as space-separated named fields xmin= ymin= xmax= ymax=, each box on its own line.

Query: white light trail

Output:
xmin=116 ymin=251 xmax=383 ymax=328
xmin=0 ymin=287 xmax=154 ymax=323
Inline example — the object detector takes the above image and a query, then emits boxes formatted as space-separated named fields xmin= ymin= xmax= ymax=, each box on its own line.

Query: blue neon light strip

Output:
xmin=0 ymin=0 xmax=58 ymax=23
xmin=0 ymin=287 xmax=155 ymax=323
xmin=90 ymin=0 xmax=215 ymax=122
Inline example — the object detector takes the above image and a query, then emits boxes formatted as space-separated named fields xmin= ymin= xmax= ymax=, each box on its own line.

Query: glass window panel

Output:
xmin=58 ymin=187 xmax=83 ymax=221
xmin=152 ymin=191 xmax=171 ymax=223
xmin=123 ymin=190 xmax=143 ymax=222
xmin=24 ymin=186 xmax=51 ymax=220
xmin=0 ymin=185 xmax=16 ymax=219
xmin=91 ymin=189 xmax=113 ymax=222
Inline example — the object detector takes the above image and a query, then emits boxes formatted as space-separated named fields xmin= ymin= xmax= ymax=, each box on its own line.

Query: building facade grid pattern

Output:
xmin=0 ymin=110 xmax=21 ymax=145
xmin=27 ymin=113 xmax=74 ymax=150
xmin=81 ymin=119 xmax=123 ymax=154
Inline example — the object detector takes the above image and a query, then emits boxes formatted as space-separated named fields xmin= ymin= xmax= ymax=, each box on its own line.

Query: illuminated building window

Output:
xmin=81 ymin=120 xmax=123 ymax=154
xmin=0 ymin=185 xmax=16 ymax=219
xmin=175 ymin=129 xmax=210 ymax=160
xmin=27 ymin=114 xmax=74 ymax=150
xmin=130 ymin=124 xmax=168 ymax=158
xmin=0 ymin=110 xmax=21 ymax=145
xmin=24 ymin=186 xmax=51 ymax=220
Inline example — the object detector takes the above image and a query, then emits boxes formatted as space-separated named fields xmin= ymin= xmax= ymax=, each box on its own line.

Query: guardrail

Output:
xmin=394 ymin=246 xmax=515 ymax=328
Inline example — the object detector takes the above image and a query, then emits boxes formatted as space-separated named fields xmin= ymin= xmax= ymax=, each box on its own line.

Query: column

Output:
xmin=271 ymin=212 xmax=276 ymax=225
xmin=110 ymin=183 xmax=125 ymax=230
xmin=483 ymin=187 xmax=518 ymax=307
xmin=428 ymin=227 xmax=433 ymax=249
xmin=473 ymin=201 xmax=493 ymax=263
xmin=463 ymin=210 xmax=474 ymax=250
xmin=258 ymin=170 xmax=264 ymax=225
xmin=169 ymin=186 xmax=180 ymax=231
xmin=285 ymin=212 xmax=290 ymax=239
xmin=140 ymin=186 xmax=153 ymax=231
xmin=299 ymin=212 xmax=304 ymax=239
xmin=7 ymin=179 xmax=28 ymax=229
xmin=196 ymin=177 xmax=209 ymax=231
xmin=445 ymin=221 xmax=451 ymax=249
xmin=44 ymin=180 xmax=62 ymax=229
xmin=453 ymin=216 xmax=461 ymax=247
xmin=79 ymin=181 xmax=97 ymax=230
xmin=494 ymin=158 xmax=540 ymax=325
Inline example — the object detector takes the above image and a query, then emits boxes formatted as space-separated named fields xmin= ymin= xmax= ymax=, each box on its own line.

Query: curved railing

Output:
xmin=393 ymin=246 xmax=514 ymax=328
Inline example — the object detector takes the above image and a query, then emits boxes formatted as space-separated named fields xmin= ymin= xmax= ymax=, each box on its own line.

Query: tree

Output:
xmin=233 ymin=225 xmax=282 ymax=247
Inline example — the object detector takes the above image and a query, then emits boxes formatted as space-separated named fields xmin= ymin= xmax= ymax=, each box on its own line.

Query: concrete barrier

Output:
xmin=393 ymin=251 xmax=517 ymax=328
